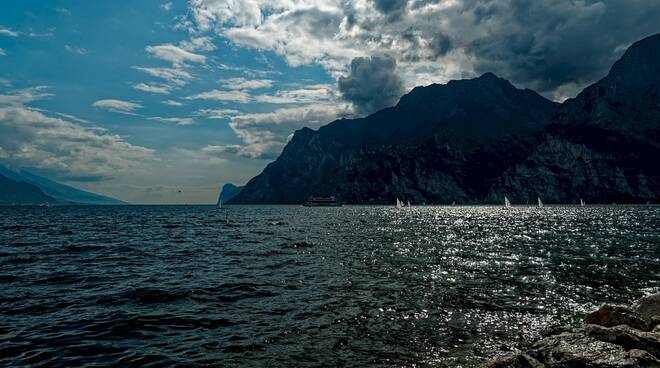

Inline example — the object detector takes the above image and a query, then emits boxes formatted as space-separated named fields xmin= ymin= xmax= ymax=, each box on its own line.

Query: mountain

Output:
xmin=229 ymin=33 xmax=660 ymax=205
xmin=0 ymin=165 xmax=125 ymax=205
xmin=489 ymin=33 xmax=660 ymax=204
xmin=0 ymin=172 xmax=58 ymax=205
xmin=230 ymin=73 xmax=559 ymax=204
xmin=217 ymin=183 xmax=243 ymax=205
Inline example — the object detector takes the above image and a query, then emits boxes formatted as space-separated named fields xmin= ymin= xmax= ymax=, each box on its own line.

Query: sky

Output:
xmin=0 ymin=0 xmax=659 ymax=204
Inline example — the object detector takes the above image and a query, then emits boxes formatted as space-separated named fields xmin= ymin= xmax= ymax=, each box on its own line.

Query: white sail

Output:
xmin=580 ymin=198 xmax=585 ymax=207
xmin=396 ymin=198 xmax=403 ymax=208
xmin=504 ymin=196 xmax=511 ymax=208
xmin=538 ymin=197 xmax=543 ymax=208
xmin=407 ymin=201 xmax=411 ymax=207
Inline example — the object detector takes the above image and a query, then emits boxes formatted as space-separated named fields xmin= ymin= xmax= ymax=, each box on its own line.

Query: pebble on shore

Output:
xmin=482 ymin=293 xmax=660 ymax=367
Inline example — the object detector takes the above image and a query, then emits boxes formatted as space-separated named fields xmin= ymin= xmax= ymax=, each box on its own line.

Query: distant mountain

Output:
xmin=230 ymin=72 xmax=559 ymax=204
xmin=0 ymin=165 xmax=125 ymax=205
xmin=230 ymin=33 xmax=660 ymax=205
xmin=0 ymin=172 xmax=58 ymax=205
xmin=218 ymin=184 xmax=243 ymax=205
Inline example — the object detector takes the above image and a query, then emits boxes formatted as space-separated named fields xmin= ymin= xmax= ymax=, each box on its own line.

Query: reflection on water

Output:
xmin=1 ymin=205 xmax=659 ymax=367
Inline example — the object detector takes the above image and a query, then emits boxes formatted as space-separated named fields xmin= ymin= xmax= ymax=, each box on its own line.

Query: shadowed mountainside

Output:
xmin=230 ymin=33 xmax=660 ymax=205
xmin=0 ymin=172 xmax=58 ymax=205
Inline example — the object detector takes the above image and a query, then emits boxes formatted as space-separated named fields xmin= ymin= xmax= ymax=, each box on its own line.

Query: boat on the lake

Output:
xmin=538 ymin=197 xmax=543 ymax=208
xmin=504 ymin=196 xmax=511 ymax=208
xmin=303 ymin=196 xmax=341 ymax=207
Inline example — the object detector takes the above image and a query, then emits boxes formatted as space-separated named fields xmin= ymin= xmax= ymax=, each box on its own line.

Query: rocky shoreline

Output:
xmin=483 ymin=294 xmax=660 ymax=367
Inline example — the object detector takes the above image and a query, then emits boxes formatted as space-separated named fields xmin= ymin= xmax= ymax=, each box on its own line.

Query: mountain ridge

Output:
xmin=229 ymin=33 xmax=660 ymax=205
xmin=0 ymin=164 xmax=125 ymax=205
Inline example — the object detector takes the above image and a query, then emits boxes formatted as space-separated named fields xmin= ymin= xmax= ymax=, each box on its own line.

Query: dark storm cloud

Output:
xmin=338 ymin=54 xmax=406 ymax=116
xmin=456 ymin=0 xmax=660 ymax=97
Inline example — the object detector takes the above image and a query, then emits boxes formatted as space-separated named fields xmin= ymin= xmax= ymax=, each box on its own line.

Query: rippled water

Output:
xmin=1 ymin=205 xmax=659 ymax=367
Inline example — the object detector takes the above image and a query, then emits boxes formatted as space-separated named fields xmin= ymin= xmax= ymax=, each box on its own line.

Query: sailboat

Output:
xmin=396 ymin=198 xmax=403 ymax=208
xmin=580 ymin=198 xmax=585 ymax=207
xmin=407 ymin=201 xmax=411 ymax=207
xmin=537 ymin=197 xmax=543 ymax=208
xmin=504 ymin=196 xmax=511 ymax=208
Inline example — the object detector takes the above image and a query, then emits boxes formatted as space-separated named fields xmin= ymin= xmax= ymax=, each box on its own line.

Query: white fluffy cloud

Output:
xmin=195 ymin=108 xmax=241 ymax=119
xmin=132 ymin=67 xmax=193 ymax=87
xmin=218 ymin=104 xmax=351 ymax=159
xmin=0 ymin=27 xmax=19 ymax=37
xmin=145 ymin=44 xmax=206 ymax=66
xmin=148 ymin=116 xmax=194 ymax=126
xmin=220 ymin=77 xmax=273 ymax=90
xmin=0 ymin=86 xmax=52 ymax=105
xmin=133 ymin=83 xmax=172 ymax=94
xmin=254 ymin=84 xmax=337 ymax=104
xmin=0 ymin=48 xmax=5 ymax=56
xmin=92 ymin=99 xmax=143 ymax=114
xmin=0 ymin=105 xmax=154 ymax=181
xmin=162 ymin=99 xmax=183 ymax=106
xmin=185 ymin=89 xmax=251 ymax=103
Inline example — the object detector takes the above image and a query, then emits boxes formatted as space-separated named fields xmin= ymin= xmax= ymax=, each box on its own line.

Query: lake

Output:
xmin=1 ymin=205 xmax=658 ymax=367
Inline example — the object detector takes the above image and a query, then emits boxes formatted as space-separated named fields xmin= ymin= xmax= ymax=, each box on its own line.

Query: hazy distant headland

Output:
xmin=229 ymin=34 xmax=660 ymax=206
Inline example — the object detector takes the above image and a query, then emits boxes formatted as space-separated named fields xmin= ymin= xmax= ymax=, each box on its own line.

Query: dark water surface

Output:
xmin=1 ymin=205 xmax=659 ymax=367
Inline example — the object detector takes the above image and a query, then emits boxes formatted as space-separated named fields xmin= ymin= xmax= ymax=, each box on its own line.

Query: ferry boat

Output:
xmin=302 ymin=196 xmax=341 ymax=207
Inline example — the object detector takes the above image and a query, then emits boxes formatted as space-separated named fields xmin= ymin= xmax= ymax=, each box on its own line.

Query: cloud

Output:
xmin=64 ymin=45 xmax=87 ymax=55
xmin=0 ymin=48 xmax=5 ymax=56
xmin=255 ymin=84 xmax=337 ymax=104
xmin=132 ymin=66 xmax=193 ymax=87
xmin=0 ymin=106 xmax=154 ymax=181
xmin=148 ymin=116 xmax=194 ymax=126
xmin=179 ymin=36 xmax=216 ymax=52
xmin=133 ymin=83 xmax=171 ymax=94
xmin=195 ymin=108 xmax=241 ymax=119
xmin=220 ymin=77 xmax=273 ymax=90
xmin=160 ymin=2 xmax=173 ymax=11
xmin=0 ymin=86 xmax=52 ymax=106
xmin=92 ymin=99 xmax=142 ymax=114
xmin=185 ymin=0 xmax=660 ymax=99
xmin=223 ymin=104 xmax=351 ymax=159
xmin=338 ymin=54 xmax=405 ymax=115
xmin=185 ymin=89 xmax=251 ymax=103
xmin=145 ymin=44 xmax=206 ymax=66
xmin=162 ymin=99 xmax=183 ymax=106
xmin=0 ymin=27 xmax=19 ymax=37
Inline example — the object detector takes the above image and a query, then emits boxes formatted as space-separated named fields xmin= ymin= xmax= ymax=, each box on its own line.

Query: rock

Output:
xmin=481 ymin=354 xmax=545 ymax=368
xmin=628 ymin=349 xmax=660 ymax=367
xmin=584 ymin=324 xmax=660 ymax=357
xmin=634 ymin=294 xmax=660 ymax=324
xmin=482 ymin=293 xmax=660 ymax=367
xmin=585 ymin=304 xmax=652 ymax=331
xmin=527 ymin=331 xmax=638 ymax=367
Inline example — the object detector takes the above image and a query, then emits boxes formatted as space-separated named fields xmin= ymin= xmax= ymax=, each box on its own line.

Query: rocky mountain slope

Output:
xmin=489 ymin=34 xmax=660 ymax=204
xmin=231 ymin=73 xmax=558 ymax=204
xmin=230 ymin=33 xmax=660 ymax=205
xmin=0 ymin=164 xmax=125 ymax=205
xmin=217 ymin=183 xmax=243 ymax=205
xmin=0 ymin=172 xmax=58 ymax=205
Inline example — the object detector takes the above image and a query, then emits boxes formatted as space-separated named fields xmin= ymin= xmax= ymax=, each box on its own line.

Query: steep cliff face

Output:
xmin=230 ymin=33 xmax=660 ymax=205
xmin=491 ymin=34 xmax=660 ymax=204
xmin=230 ymin=73 xmax=558 ymax=204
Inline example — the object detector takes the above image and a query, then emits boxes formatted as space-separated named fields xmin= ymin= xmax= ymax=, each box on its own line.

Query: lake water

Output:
xmin=1 ymin=205 xmax=659 ymax=367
